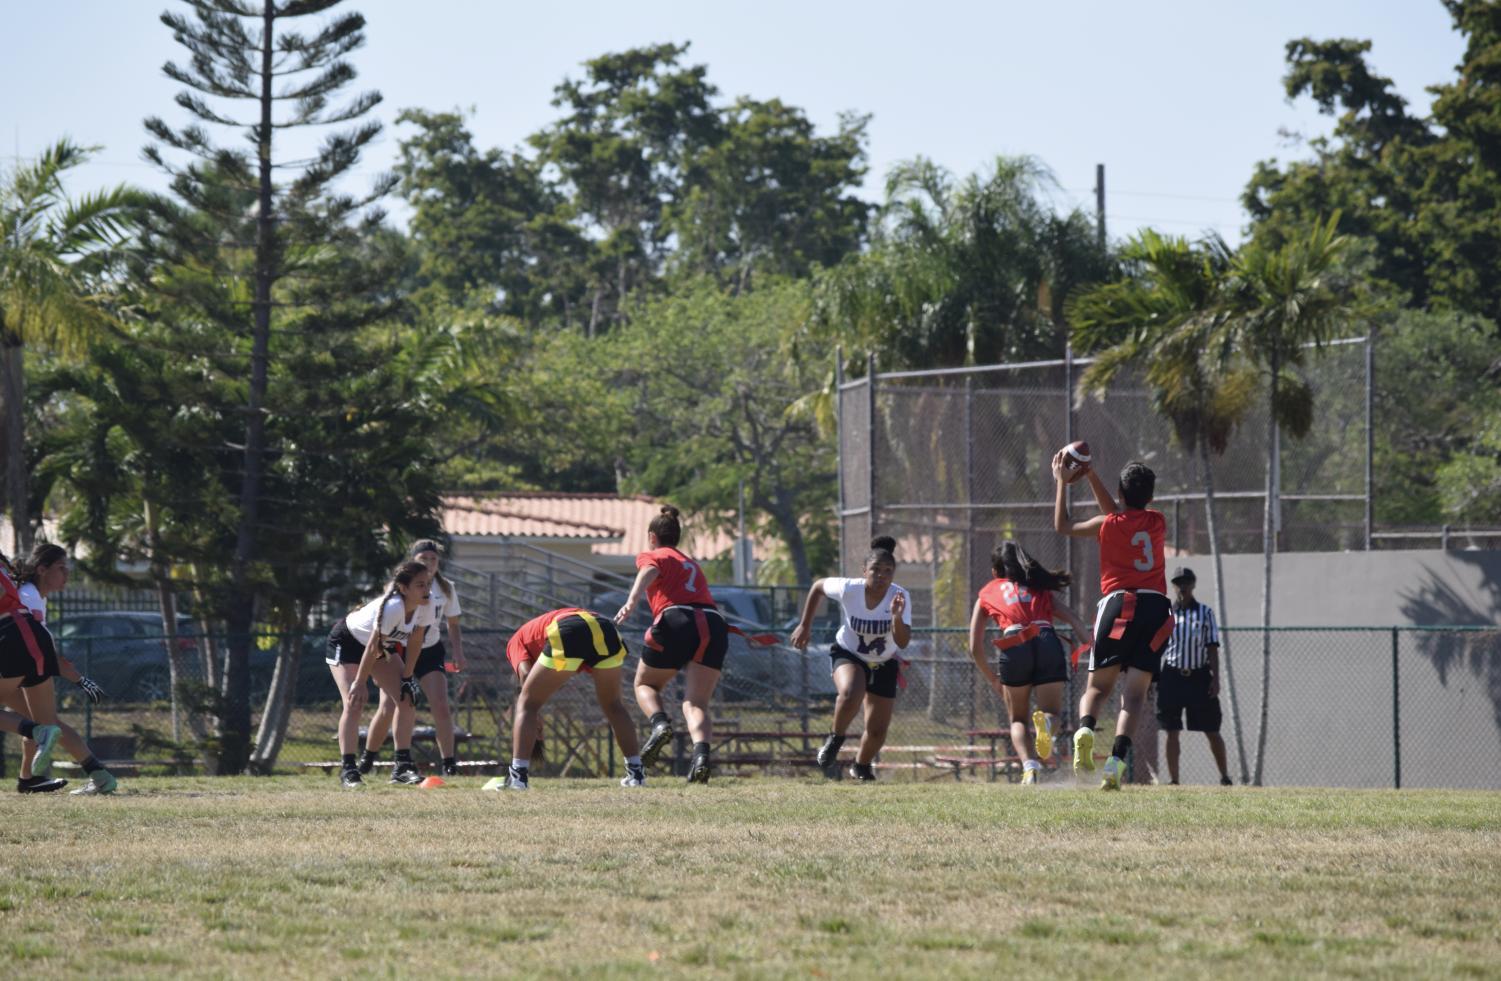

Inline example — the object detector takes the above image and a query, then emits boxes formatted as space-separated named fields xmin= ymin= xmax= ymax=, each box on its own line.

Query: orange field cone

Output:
xmin=419 ymin=775 xmax=446 ymax=788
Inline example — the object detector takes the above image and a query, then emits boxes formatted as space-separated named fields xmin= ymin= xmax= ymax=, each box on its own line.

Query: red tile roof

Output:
xmin=441 ymin=493 xmax=743 ymax=558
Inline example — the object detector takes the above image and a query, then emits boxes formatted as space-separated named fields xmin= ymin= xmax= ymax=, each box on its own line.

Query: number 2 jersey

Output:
xmin=1098 ymin=508 xmax=1167 ymax=595
xmin=638 ymin=546 xmax=717 ymax=618
xmin=976 ymin=577 xmax=1055 ymax=630
xmin=822 ymin=577 xmax=911 ymax=665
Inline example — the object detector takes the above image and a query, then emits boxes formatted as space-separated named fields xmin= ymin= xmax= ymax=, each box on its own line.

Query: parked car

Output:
xmin=52 ymin=612 xmax=202 ymax=702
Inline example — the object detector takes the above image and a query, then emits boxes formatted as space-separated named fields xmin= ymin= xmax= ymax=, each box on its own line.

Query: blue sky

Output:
xmin=2 ymin=1 xmax=1466 ymax=245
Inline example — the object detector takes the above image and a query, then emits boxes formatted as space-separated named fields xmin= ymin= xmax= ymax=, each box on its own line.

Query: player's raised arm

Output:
xmin=1082 ymin=462 xmax=1122 ymax=516
xmin=1053 ymin=449 xmax=1109 ymax=537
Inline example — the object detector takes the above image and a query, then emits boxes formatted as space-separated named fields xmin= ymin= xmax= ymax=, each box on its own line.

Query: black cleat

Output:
xmin=848 ymin=763 xmax=876 ymax=782
xmin=506 ymin=765 xmax=530 ymax=791
xmin=357 ymin=752 xmax=378 ymax=775
xmin=390 ymin=763 xmax=423 ymax=785
xmin=639 ymin=719 xmax=674 ymax=767
xmin=443 ymin=761 xmax=461 ymax=777
xmin=340 ymin=768 xmax=365 ymax=790
xmin=17 ymin=776 xmax=68 ymax=794
xmin=686 ymin=752 xmax=711 ymax=784
xmin=1220 ymin=775 xmax=1234 ymax=786
xmin=816 ymin=733 xmax=846 ymax=776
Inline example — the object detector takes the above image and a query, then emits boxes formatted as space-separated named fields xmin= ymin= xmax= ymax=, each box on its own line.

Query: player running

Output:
xmin=359 ymin=540 xmax=467 ymax=777
xmin=324 ymin=560 xmax=435 ymax=789
xmin=1053 ymin=451 xmax=1172 ymax=790
xmin=967 ymin=541 xmax=1092 ymax=785
xmin=487 ymin=607 xmax=644 ymax=791
xmin=0 ymin=547 xmax=108 ymax=793
xmin=615 ymin=505 xmax=728 ymax=784
xmin=791 ymin=536 xmax=912 ymax=782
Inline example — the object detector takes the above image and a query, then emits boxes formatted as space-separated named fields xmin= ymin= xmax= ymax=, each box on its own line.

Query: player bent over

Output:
xmin=967 ymin=541 xmax=1093 ymax=784
xmin=1053 ymin=452 xmax=1171 ymax=790
xmin=490 ymin=608 xmax=643 ymax=791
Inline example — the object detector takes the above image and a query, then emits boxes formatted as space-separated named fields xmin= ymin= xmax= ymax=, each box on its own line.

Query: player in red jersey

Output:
xmin=488 ymin=607 xmax=643 ymax=791
xmin=1053 ymin=452 xmax=1172 ymax=790
xmin=615 ymin=505 xmax=727 ymax=784
xmin=967 ymin=541 xmax=1092 ymax=784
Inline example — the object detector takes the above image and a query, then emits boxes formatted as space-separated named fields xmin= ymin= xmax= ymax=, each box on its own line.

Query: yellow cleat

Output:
xmin=1021 ymin=765 xmax=1040 ymax=785
xmin=1073 ymin=727 xmax=1095 ymax=777
xmin=1033 ymin=709 xmax=1052 ymax=760
xmin=1100 ymin=754 xmax=1123 ymax=791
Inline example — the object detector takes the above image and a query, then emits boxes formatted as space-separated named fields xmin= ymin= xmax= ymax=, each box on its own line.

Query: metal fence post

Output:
xmin=1391 ymin=626 xmax=1401 ymax=790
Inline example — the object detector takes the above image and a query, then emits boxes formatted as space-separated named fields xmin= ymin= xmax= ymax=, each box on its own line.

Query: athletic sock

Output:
xmin=341 ymin=753 xmax=357 ymax=770
xmin=394 ymin=749 xmax=413 ymax=764
xmin=692 ymin=741 xmax=710 ymax=757
xmin=18 ymin=720 xmax=35 ymax=739
xmin=441 ymin=756 xmax=456 ymax=768
xmin=359 ymin=749 xmax=379 ymax=763
xmin=1023 ymin=758 xmax=1042 ymax=770
xmin=510 ymin=758 xmax=529 ymax=771
xmin=1080 ymin=715 xmax=1097 ymax=732
xmin=649 ymin=711 xmax=670 ymax=728
xmin=81 ymin=756 xmax=104 ymax=775
xmin=1112 ymin=735 xmax=1132 ymax=759
xmin=625 ymin=756 xmax=642 ymax=768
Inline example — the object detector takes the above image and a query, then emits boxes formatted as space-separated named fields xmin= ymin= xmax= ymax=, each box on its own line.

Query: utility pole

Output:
xmin=1094 ymin=163 xmax=1106 ymax=250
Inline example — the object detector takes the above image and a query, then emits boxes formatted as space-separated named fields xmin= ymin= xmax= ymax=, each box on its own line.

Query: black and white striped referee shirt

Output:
xmin=1163 ymin=600 xmax=1219 ymax=670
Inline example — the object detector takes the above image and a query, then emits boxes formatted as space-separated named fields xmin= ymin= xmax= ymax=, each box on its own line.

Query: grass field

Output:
xmin=1 ymin=775 xmax=1498 ymax=979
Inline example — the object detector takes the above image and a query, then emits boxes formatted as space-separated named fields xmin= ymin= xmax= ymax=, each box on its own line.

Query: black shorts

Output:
xmin=642 ymin=605 xmax=728 ymax=672
xmin=538 ymin=612 xmax=628 ymax=672
xmin=1089 ymin=590 xmax=1172 ymax=677
xmin=414 ymin=640 xmax=448 ymax=679
xmin=325 ymin=619 xmax=365 ymax=666
xmin=997 ymin=627 xmax=1068 ymax=687
xmin=1156 ymin=667 xmax=1223 ymax=732
xmin=0 ymin=614 xmax=59 ymax=686
xmin=830 ymin=644 xmax=900 ymax=699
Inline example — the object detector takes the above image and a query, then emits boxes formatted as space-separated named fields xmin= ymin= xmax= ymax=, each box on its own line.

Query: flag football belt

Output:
xmin=993 ymin=623 xmax=1041 ymax=650
xmin=1106 ymin=591 xmax=1175 ymax=651
xmin=643 ymin=605 xmax=739 ymax=663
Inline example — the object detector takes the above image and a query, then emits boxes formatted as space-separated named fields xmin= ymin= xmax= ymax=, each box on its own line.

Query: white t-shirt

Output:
xmin=422 ymin=580 xmax=462 ymax=648
xmin=822 ymin=577 xmax=912 ymax=665
xmin=17 ymin=583 xmax=46 ymax=621
xmin=346 ymin=594 xmax=436 ymax=654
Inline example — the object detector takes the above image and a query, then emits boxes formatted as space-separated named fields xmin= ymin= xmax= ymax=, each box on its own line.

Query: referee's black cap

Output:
xmin=1170 ymin=566 xmax=1196 ymax=584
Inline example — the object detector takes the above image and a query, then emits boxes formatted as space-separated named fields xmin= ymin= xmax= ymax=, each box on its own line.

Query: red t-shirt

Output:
xmin=977 ymin=577 xmax=1056 ymax=630
xmin=1098 ymin=509 xmax=1167 ymax=594
xmin=0 ymin=567 xmax=24 ymax=618
xmin=506 ymin=607 xmax=582 ymax=664
xmin=637 ymin=547 xmax=716 ymax=618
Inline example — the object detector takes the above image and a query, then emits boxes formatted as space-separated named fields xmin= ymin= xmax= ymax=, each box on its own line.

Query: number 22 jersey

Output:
xmin=1098 ymin=508 xmax=1167 ymax=595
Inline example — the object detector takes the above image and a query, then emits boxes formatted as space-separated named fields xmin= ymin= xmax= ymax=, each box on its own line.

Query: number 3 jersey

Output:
xmin=822 ymin=577 xmax=912 ymax=664
xmin=1098 ymin=508 xmax=1167 ymax=595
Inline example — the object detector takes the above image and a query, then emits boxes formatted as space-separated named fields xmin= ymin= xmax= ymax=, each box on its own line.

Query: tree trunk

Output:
xmin=144 ymin=498 xmax=199 ymax=745
xmin=1200 ymin=439 xmax=1248 ymax=784
xmin=220 ymin=3 xmax=276 ymax=774
xmin=760 ymin=488 xmax=812 ymax=586
xmin=249 ymin=607 xmax=304 ymax=774
xmin=1253 ymin=352 xmax=1279 ymax=786
xmin=1 ymin=339 xmax=30 ymax=557
xmin=190 ymin=562 xmax=221 ymax=693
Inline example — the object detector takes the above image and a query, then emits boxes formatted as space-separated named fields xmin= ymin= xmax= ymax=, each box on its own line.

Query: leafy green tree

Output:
xmin=607 ymin=278 xmax=836 ymax=582
xmin=816 ymin=156 xmax=1110 ymax=369
xmin=140 ymin=0 xmax=413 ymax=772
xmin=1069 ymin=230 xmax=1259 ymax=783
xmin=0 ymin=139 xmax=139 ymax=555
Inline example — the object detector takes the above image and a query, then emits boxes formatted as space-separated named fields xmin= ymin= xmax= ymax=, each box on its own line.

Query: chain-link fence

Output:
xmin=3 ymin=625 xmax=1495 ymax=789
xmin=837 ymin=342 xmax=1372 ymax=623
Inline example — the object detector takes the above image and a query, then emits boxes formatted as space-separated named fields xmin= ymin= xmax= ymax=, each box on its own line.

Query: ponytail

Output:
xmin=373 ymin=559 xmax=429 ymax=657
xmin=991 ymin=541 xmax=1070 ymax=593
xmin=17 ymin=543 xmax=66 ymax=586
xmin=649 ymin=505 xmax=682 ymax=548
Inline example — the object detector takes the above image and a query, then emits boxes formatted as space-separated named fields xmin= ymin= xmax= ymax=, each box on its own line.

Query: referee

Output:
xmin=1157 ymin=567 xmax=1233 ymax=786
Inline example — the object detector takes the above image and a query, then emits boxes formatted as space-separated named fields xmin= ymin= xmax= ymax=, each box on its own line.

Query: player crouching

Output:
xmin=488 ymin=608 xmax=644 ymax=791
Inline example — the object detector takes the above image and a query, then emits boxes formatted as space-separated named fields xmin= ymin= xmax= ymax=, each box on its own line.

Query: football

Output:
xmin=1061 ymin=440 xmax=1091 ymax=480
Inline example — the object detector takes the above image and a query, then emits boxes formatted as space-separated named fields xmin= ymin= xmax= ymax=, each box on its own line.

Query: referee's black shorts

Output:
xmin=1156 ymin=667 xmax=1222 ymax=732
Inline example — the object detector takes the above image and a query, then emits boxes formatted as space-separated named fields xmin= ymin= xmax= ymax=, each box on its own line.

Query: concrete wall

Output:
xmin=1162 ymin=549 xmax=1500 ymax=789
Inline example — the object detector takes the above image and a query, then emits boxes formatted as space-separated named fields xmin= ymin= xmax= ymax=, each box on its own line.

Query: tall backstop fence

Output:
xmin=4 ymin=625 xmax=1495 ymax=790
xmin=837 ymin=340 xmax=1376 ymax=627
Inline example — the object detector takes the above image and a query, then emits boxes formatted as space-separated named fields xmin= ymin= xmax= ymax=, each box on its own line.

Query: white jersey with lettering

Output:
xmin=421 ymin=580 xmax=463 ymax=648
xmin=345 ymin=594 xmax=437 ymax=654
xmin=822 ymin=577 xmax=912 ymax=665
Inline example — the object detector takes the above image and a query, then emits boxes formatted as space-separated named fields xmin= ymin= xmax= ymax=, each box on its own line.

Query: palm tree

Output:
xmin=1067 ymin=229 xmax=1259 ymax=784
xmin=0 ymin=139 xmax=139 ymax=553
xmin=1217 ymin=214 xmax=1353 ymax=785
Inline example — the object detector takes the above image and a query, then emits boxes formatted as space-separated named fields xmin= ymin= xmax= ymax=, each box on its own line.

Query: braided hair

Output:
xmin=374 ymin=560 xmax=429 ymax=658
